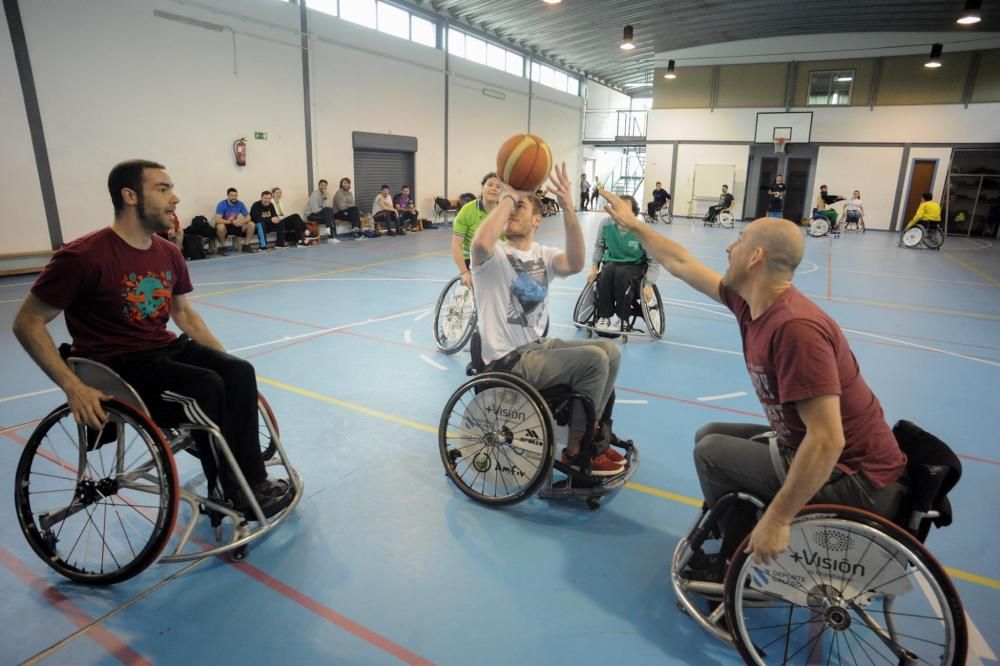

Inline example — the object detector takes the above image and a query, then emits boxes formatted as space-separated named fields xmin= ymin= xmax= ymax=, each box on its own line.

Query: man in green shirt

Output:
xmin=451 ymin=172 xmax=502 ymax=288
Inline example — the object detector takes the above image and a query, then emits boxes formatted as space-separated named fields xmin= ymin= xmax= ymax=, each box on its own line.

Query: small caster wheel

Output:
xmin=676 ymin=601 xmax=688 ymax=615
xmin=586 ymin=329 xmax=593 ymax=338
xmin=622 ymin=335 xmax=629 ymax=344
xmin=587 ymin=497 xmax=601 ymax=511
xmin=231 ymin=545 xmax=247 ymax=561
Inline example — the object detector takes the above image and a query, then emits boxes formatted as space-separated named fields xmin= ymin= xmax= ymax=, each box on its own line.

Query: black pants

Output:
xmin=580 ymin=192 xmax=589 ymax=211
xmin=647 ymin=202 xmax=663 ymax=218
xmin=399 ymin=210 xmax=418 ymax=228
xmin=256 ymin=219 xmax=286 ymax=247
xmin=108 ymin=336 xmax=266 ymax=498
xmin=308 ymin=207 xmax=335 ymax=236
xmin=333 ymin=207 xmax=362 ymax=233
xmin=374 ymin=210 xmax=400 ymax=231
xmin=596 ymin=262 xmax=644 ymax=320
xmin=704 ymin=205 xmax=723 ymax=222
xmin=281 ymin=214 xmax=306 ymax=243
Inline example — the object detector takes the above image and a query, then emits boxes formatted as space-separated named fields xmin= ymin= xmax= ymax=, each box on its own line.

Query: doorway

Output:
xmin=747 ymin=143 xmax=819 ymax=222
xmin=902 ymin=160 xmax=937 ymax=228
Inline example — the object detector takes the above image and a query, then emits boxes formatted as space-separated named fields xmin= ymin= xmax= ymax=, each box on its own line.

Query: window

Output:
xmin=306 ymin=0 xmax=338 ymax=16
xmin=486 ymin=43 xmax=506 ymax=71
xmin=411 ymin=15 xmax=436 ymax=47
xmin=531 ymin=62 xmax=541 ymax=82
xmin=506 ymin=51 xmax=524 ymax=77
xmin=566 ymin=76 xmax=579 ymax=96
xmin=377 ymin=1 xmax=409 ymax=39
xmin=465 ymin=35 xmax=486 ymax=64
xmin=808 ymin=69 xmax=854 ymax=106
xmin=340 ymin=0 xmax=376 ymax=28
xmin=448 ymin=28 xmax=465 ymax=56
xmin=540 ymin=65 xmax=554 ymax=88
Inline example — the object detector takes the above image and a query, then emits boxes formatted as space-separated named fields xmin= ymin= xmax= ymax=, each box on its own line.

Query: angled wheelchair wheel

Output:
xmin=658 ymin=208 xmax=673 ymax=224
xmin=15 ymin=400 xmax=179 ymax=585
xmin=724 ymin=504 xmax=966 ymax=666
xmin=808 ymin=217 xmax=830 ymax=237
xmin=718 ymin=211 xmax=735 ymax=229
xmin=641 ymin=283 xmax=665 ymax=340
xmin=434 ymin=275 xmax=477 ymax=354
xmin=439 ymin=374 xmax=556 ymax=506
xmin=901 ymin=225 xmax=924 ymax=248
xmin=573 ymin=279 xmax=597 ymax=329
xmin=923 ymin=226 xmax=944 ymax=249
xmin=258 ymin=393 xmax=279 ymax=462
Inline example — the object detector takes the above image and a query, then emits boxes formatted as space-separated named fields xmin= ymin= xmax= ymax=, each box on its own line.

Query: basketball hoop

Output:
xmin=774 ymin=137 xmax=788 ymax=153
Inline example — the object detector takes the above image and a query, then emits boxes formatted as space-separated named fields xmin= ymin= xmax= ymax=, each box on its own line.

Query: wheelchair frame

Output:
xmin=901 ymin=222 xmax=945 ymax=250
xmin=433 ymin=274 xmax=477 ymax=354
xmin=14 ymin=358 xmax=303 ymax=584
xmin=704 ymin=209 xmax=735 ymax=229
xmin=573 ymin=267 xmax=664 ymax=342
xmin=643 ymin=205 xmax=672 ymax=225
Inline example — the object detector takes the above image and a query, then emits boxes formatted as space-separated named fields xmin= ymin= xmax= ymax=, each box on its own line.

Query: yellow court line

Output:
xmin=941 ymin=249 xmax=1000 ymax=287
xmin=259 ymin=374 xmax=1000 ymax=594
xmin=194 ymin=251 xmax=448 ymax=299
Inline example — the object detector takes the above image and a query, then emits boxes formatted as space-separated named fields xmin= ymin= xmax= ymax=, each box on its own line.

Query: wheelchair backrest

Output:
xmin=68 ymin=357 xmax=151 ymax=416
xmin=892 ymin=419 xmax=962 ymax=542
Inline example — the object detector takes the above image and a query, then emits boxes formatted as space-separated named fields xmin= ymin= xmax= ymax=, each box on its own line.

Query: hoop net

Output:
xmin=774 ymin=137 xmax=788 ymax=153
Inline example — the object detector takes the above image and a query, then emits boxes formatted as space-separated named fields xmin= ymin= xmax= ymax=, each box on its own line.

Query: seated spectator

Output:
xmin=333 ymin=177 xmax=363 ymax=240
xmin=307 ymin=179 xmax=340 ymax=244
xmin=250 ymin=190 xmax=288 ymax=250
xmin=588 ymin=195 xmax=660 ymax=332
xmin=270 ymin=187 xmax=307 ymax=245
xmin=373 ymin=185 xmax=403 ymax=236
xmin=156 ymin=211 xmax=184 ymax=251
xmin=215 ymin=187 xmax=255 ymax=255
xmin=393 ymin=185 xmax=419 ymax=231
xmin=703 ymin=185 xmax=735 ymax=224
xmin=647 ymin=181 xmax=671 ymax=218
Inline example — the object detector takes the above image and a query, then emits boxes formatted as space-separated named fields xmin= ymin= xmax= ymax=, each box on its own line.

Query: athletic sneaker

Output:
xmin=218 ymin=246 xmax=229 ymax=257
xmin=602 ymin=446 xmax=626 ymax=464
xmin=397 ymin=228 xmax=406 ymax=236
xmin=387 ymin=230 xmax=397 ymax=236
xmin=241 ymin=245 xmax=258 ymax=253
xmin=595 ymin=317 xmax=612 ymax=331
xmin=329 ymin=236 xmax=341 ymax=243
xmin=352 ymin=229 xmax=362 ymax=239
xmin=560 ymin=448 xmax=625 ymax=477
xmin=232 ymin=478 xmax=295 ymax=520
xmin=679 ymin=551 xmax=727 ymax=584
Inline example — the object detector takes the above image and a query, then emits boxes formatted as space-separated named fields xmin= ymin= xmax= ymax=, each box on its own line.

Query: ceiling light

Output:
xmin=620 ymin=25 xmax=635 ymax=51
xmin=836 ymin=76 xmax=853 ymax=82
xmin=957 ymin=0 xmax=982 ymax=24
xmin=925 ymin=43 xmax=943 ymax=68
xmin=664 ymin=60 xmax=676 ymax=79
xmin=543 ymin=0 xmax=561 ymax=4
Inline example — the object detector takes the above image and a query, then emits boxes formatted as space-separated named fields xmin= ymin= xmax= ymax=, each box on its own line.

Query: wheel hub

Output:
xmin=77 ymin=477 xmax=120 ymax=506
xmin=823 ymin=605 xmax=852 ymax=631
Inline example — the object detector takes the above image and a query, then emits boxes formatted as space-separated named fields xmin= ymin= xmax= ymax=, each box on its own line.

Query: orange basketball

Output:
xmin=497 ymin=134 xmax=553 ymax=192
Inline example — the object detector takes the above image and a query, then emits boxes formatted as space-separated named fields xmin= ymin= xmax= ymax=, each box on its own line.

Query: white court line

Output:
xmin=659 ymin=340 xmax=743 ymax=356
xmin=227 ymin=307 xmax=431 ymax=354
xmin=0 ymin=298 xmax=24 ymax=305
xmin=413 ymin=310 xmax=432 ymax=322
xmin=0 ymin=280 xmax=34 ymax=289
xmin=194 ymin=277 xmax=449 ymax=287
xmin=419 ymin=354 xmax=448 ymax=371
xmin=797 ymin=259 xmax=818 ymax=275
xmin=842 ymin=327 xmax=1000 ymax=369
xmin=0 ymin=387 xmax=60 ymax=403
xmin=697 ymin=391 xmax=748 ymax=402
xmin=615 ymin=399 xmax=648 ymax=405
xmin=404 ymin=329 xmax=412 ymax=344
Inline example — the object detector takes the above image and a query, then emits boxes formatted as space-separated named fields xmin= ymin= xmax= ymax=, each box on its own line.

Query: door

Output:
xmin=353 ymin=150 xmax=414 ymax=215
xmin=903 ymin=160 xmax=937 ymax=226
xmin=754 ymin=158 xmax=780 ymax=219
xmin=784 ymin=157 xmax=812 ymax=223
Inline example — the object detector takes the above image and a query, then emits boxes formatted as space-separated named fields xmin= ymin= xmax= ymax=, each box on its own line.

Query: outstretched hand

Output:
xmin=601 ymin=190 xmax=642 ymax=232
xmin=546 ymin=162 xmax=573 ymax=209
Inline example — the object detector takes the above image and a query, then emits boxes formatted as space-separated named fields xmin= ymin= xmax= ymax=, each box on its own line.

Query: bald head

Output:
xmin=746 ymin=218 xmax=804 ymax=276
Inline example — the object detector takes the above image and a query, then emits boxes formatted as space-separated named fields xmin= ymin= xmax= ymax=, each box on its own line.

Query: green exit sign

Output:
xmin=254 ymin=131 xmax=268 ymax=140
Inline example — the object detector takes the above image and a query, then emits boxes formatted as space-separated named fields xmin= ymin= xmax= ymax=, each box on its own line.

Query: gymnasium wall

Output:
xmin=1 ymin=0 xmax=584 ymax=255
xmin=812 ymin=147 xmax=904 ymax=230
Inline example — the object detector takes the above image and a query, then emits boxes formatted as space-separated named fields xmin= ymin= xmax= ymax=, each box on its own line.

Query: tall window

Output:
xmin=411 ymin=15 xmax=436 ymax=47
xmin=306 ymin=0 xmax=439 ymax=50
xmin=529 ymin=61 xmax=579 ymax=95
xmin=808 ymin=70 xmax=854 ymax=106
xmin=339 ymin=0 xmax=376 ymax=28
xmin=376 ymin=2 xmax=409 ymax=39
xmin=306 ymin=0 xmax=338 ymax=16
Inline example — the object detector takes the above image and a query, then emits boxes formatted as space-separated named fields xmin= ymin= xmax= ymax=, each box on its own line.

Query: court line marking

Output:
xmin=404 ymin=329 xmax=412 ymax=344
xmin=697 ymin=392 xmax=748 ymax=402
xmin=615 ymin=399 xmax=649 ymax=405
xmin=0 ymin=546 xmax=152 ymax=666
xmin=550 ymin=322 xmax=744 ymax=356
xmin=194 ymin=277 xmax=450 ymax=286
xmin=413 ymin=310 xmax=431 ymax=322
xmin=941 ymin=248 xmax=1000 ymax=287
xmin=0 ymin=387 xmax=60 ymax=403
xmin=842 ymin=328 xmax=1000 ymax=369
xmin=255 ymin=377 xmax=1000 ymax=593
xmin=0 ymin=297 xmax=24 ymax=304
xmin=419 ymin=354 xmax=448 ymax=371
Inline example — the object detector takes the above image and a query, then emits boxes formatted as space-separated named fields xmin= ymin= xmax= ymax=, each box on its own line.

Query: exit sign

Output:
xmin=254 ymin=132 xmax=268 ymax=140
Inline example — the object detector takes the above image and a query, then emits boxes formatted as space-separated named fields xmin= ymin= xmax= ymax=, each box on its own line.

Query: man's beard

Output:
xmin=136 ymin=193 xmax=170 ymax=234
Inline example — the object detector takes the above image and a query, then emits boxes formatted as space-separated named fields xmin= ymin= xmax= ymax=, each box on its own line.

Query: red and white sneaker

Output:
xmin=602 ymin=446 xmax=626 ymax=464
xmin=561 ymin=449 xmax=625 ymax=478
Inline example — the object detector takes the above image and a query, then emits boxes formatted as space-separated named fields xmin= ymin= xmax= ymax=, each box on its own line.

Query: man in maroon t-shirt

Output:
xmin=12 ymin=159 xmax=294 ymax=518
xmin=601 ymin=191 xmax=907 ymax=568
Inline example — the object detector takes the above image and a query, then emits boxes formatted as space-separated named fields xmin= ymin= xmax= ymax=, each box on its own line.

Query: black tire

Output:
xmin=901 ymin=225 xmax=924 ymax=248
xmin=439 ymin=374 xmax=555 ymax=506
xmin=258 ymin=393 xmax=279 ymax=462
xmin=724 ymin=504 xmax=967 ymax=666
xmin=433 ymin=274 xmax=477 ymax=354
xmin=924 ymin=226 xmax=944 ymax=249
xmin=808 ymin=217 xmax=830 ymax=237
xmin=15 ymin=400 xmax=179 ymax=585
xmin=573 ymin=279 xmax=597 ymax=328
xmin=641 ymin=283 xmax=665 ymax=340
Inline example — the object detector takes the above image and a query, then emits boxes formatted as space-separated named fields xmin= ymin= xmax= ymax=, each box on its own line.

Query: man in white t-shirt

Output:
xmin=471 ymin=163 xmax=627 ymax=477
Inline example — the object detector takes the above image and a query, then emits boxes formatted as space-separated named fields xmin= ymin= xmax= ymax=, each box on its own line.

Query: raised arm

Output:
xmin=12 ymin=293 xmax=110 ymax=428
xmin=602 ymin=190 xmax=722 ymax=303
xmin=547 ymin=162 xmax=585 ymax=277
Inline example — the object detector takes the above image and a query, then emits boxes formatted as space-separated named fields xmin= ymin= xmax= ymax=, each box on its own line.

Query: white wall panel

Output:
xmin=673 ymin=145 xmax=749 ymax=217
xmin=814 ymin=147 xmax=904 ymax=230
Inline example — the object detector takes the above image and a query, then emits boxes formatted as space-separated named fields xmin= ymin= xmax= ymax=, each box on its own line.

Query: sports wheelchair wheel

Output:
xmin=14 ymin=400 xmax=179 ymax=585
xmin=923 ymin=225 xmax=944 ymax=249
xmin=433 ymin=275 xmax=477 ymax=354
xmin=640 ymin=283 xmax=665 ymax=340
xmin=258 ymin=393 xmax=279 ymax=462
xmin=718 ymin=210 xmax=735 ymax=229
xmin=901 ymin=225 xmax=924 ymax=248
xmin=724 ymin=505 xmax=966 ymax=666
xmin=808 ymin=216 xmax=830 ymax=238
xmin=439 ymin=373 xmax=556 ymax=505
xmin=573 ymin=279 xmax=597 ymax=331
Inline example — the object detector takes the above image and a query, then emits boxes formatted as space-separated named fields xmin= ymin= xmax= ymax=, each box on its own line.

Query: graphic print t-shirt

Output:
xmin=472 ymin=241 xmax=560 ymax=364
xmin=769 ymin=182 xmax=786 ymax=204
xmin=31 ymin=228 xmax=193 ymax=362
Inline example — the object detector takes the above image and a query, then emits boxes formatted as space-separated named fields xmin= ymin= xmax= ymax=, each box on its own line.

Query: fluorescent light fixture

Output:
xmin=620 ymin=25 xmax=635 ymax=50
xmin=957 ymin=0 xmax=982 ymax=24
xmin=836 ymin=76 xmax=853 ymax=82
xmin=543 ymin=0 xmax=562 ymax=4
xmin=925 ymin=43 xmax=943 ymax=68
xmin=664 ymin=59 xmax=676 ymax=79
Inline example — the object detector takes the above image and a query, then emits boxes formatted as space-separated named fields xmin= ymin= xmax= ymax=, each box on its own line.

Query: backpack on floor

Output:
xmin=187 ymin=215 xmax=214 ymax=238
xmin=182 ymin=234 xmax=206 ymax=260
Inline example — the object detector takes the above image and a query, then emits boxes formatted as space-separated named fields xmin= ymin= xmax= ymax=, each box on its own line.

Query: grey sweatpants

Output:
xmin=510 ymin=338 xmax=621 ymax=431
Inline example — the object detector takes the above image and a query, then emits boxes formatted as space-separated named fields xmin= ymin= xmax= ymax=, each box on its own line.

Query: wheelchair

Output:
xmin=841 ymin=208 xmax=865 ymax=233
xmin=14 ymin=357 xmax=303 ymax=585
xmin=807 ymin=208 xmax=845 ymax=238
xmin=671 ymin=421 xmax=967 ymax=665
xmin=438 ymin=332 xmax=639 ymax=510
xmin=901 ymin=221 xmax=944 ymax=250
xmin=704 ymin=209 xmax=735 ymax=229
xmin=433 ymin=274 xmax=477 ymax=354
xmin=573 ymin=264 xmax=664 ymax=342
xmin=643 ymin=204 xmax=672 ymax=224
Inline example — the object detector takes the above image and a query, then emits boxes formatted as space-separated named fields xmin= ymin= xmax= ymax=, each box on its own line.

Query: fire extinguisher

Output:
xmin=233 ymin=137 xmax=247 ymax=167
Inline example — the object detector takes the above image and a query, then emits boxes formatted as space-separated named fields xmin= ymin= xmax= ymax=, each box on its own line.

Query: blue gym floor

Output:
xmin=1 ymin=214 xmax=998 ymax=665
